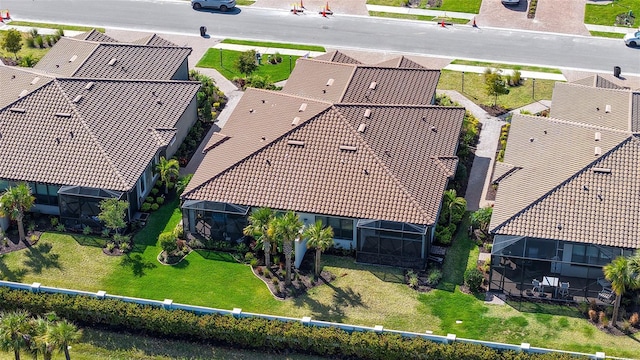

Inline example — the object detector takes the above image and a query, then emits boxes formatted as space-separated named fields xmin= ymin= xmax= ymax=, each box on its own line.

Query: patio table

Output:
xmin=543 ymin=276 xmax=559 ymax=297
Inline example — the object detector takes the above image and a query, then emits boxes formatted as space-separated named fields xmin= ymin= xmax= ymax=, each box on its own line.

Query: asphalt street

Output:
xmin=3 ymin=0 xmax=640 ymax=75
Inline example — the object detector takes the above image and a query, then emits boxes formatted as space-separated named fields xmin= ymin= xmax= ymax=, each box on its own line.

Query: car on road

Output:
xmin=191 ymin=0 xmax=236 ymax=11
xmin=623 ymin=30 xmax=640 ymax=47
xmin=501 ymin=0 xmax=520 ymax=5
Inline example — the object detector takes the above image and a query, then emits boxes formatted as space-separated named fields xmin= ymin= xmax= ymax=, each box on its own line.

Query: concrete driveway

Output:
xmin=476 ymin=0 xmax=590 ymax=35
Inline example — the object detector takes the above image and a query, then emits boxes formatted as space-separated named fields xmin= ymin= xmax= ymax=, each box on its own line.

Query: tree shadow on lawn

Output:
xmin=324 ymin=255 xmax=404 ymax=284
xmin=120 ymin=254 xmax=157 ymax=277
xmin=0 ymin=256 xmax=27 ymax=282
xmin=23 ymin=242 xmax=63 ymax=274
xmin=292 ymin=289 xmax=346 ymax=323
xmin=195 ymin=249 xmax=238 ymax=263
xmin=72 ymin=234 xmax=107 ymax=248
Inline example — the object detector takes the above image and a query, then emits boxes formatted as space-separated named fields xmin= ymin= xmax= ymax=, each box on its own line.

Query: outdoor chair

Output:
xmin=598 ymin=289 xmax=615 ymax=304
xmin=532 ymin=279 xmax=543 ymax=294
xmin=559 ymin=282 xmax=569 ymax=298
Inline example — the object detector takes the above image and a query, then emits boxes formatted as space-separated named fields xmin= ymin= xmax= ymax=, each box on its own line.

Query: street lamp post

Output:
xmin=219 ymin=48 xmax=222 ymax=67
xmin=532 ymin=78 xmax=536 ymax=100
xmin=461 ymin=71 xmax=465 ymax=93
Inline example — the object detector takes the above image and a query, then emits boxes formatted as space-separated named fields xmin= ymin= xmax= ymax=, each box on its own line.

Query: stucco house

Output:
xmin=489 ymin=77 xmax=640 ymax=301
xmin=0 ymin=31 xmax=200 ymax=229
xmin=181 ymin=52 xmax=465 ymax=268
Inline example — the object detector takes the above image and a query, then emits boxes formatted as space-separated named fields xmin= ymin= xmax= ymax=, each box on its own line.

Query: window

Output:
xmin=316 ymin=216 xmax=354 ymax=240
xmin=571 ymin=244 xmax=613 ymax=266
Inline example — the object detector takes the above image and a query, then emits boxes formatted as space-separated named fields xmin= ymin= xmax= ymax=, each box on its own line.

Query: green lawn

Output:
xmin=584 ymin=0 xmax=640 ymax=26
xmin=221 ymin=39 xmax=325 ymax=52
xmin=196 ymin=49 xmax=298 ymax=82
xmin=235 ymin=0 xmax=256 ymax=5
xmin=0 ymin=31 xmax=51 ymax=64
xmin=450 ymin=60 xmax=563 ymax=74
xmin=590 ymin=31 xmax=626 ymax=39
xmin=438 ymin=69 xmax=557 ymax=109
xmin=3 ymin=21 xmax=105 ymax=32
xmin=369 ymin=11 xmax=471 ymax=23
xmin=1 ymin=202 xmax=639 ymax=357
xmin=366 ymin=0 xmax=481 ymax=13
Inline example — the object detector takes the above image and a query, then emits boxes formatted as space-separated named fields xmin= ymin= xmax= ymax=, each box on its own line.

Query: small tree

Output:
xmin=159 ymin=232 xmax=177 ymax=262
xmin=97 ymin=198 xmax=129 ymax=237
xmin=236 ymin=50 xmax=258 ymax=76
xmin=0 ymin=183 xmax=35 ymax=243
xmin=443 ymin=189 xmax=466 ymax=225
xmin=303 ymin=220 xmax=334 ymax=276
xmin=471 ymin=206 xmax=493 ymax=234
xmin=0 ymin=310 xmax=31 ymax=360
xmin=271 ymin=211 xmax=302 ymax=285
xmin=604 ymin=256 xmax=637 ymax=327
xmin=484 ymin=68 xmax=509 ymax=106
xmin=47 ymin=320 xmax=81 ymax=360
xmin=155 ymin=157 xmax=180 ymax=194
xmin=1 ymin=29 xmax=23 ymax=60
xmin=243 ymin=207 xmax=275 ymax=268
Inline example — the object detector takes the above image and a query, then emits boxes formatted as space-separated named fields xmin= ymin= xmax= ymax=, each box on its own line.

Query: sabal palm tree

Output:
xmin=47 ymin=320 xmax=82 ymax=360
xmin=272 ymin=211 xmax=302 ymax=285
xmin=0 ymin=310 xmax=31 ymax=360
xmin=243 ymin=207 xmax=275 ymax=268
xmin=443 ymin=189 xmax=466 ymax=225
xmin=0 ymin=183 xmax=35 ymax=243
xmin=303 ymin=220 xmax=334 ymax=276
xmin=155 ymin=156 xmax=180 ymax=194
xmin=603 ymin=256 xmax=637 ymax=327
xmin=30 ymin=317 xmax=53 ymax=360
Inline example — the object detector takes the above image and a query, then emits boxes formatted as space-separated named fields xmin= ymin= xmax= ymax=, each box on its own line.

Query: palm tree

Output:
xmin=47 ymin=320 xmax=82 ymax=360
xmin=0 ymin=310 xmax=31 ymax=360
xmin=155 ymin=156 xmax=180 ymax=194
xmin=30 ymin=317 xmax=53 ymax=360
xmin=272 ymin=211 xmax=302 ymax=285
xmin=603 ymin=256 xmax=637 ymax=327
xmin=0 ymin=183 xmax=35 ymax=243
xmin=243 ymin=207 xmax=275 ymax=268
xmin=443 ymin=189 xmax=466 ymax=225
xmin=303 ymin=220 xmax=334 ymax=276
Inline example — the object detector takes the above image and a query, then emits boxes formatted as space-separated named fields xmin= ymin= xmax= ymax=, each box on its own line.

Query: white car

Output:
xmin=501 ymin=0 xmax=520 ymax=4
xmin=191 ymin=0 xmax=236 ymax=11
xmin=623 ymin=30 xmax=640 ymax=47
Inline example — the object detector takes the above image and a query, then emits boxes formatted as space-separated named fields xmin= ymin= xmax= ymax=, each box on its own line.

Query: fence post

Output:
xmin=446 ymin=333 xmax=456 ymax=344
xmin=163 ymin=299 xmax=173 ymax=310
xmin=595 ymin=352 xmax=605 ymax=359
xmin=520 ymin=343 xmax=530 ymax=353
xmin=96 ymin=290 xmax=106 ymax=299
xmin=232 ymin=308 xmax=242 ymax=318
xmin=301 ymin=316 xmax=311 ymax=325
xmin=374 ymin=325 xmax=383 ymax=333
xmin=30 ymin=283 xmax=41 ymax=293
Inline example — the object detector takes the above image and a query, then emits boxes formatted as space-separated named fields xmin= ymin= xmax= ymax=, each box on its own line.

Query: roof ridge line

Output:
xmin=337 ymin=66 xmax=358 ymax=103
xmin=69 ymin=39 xmax=101 ymax=77
xmin=516 ymin=113 xmax=632 ymax=134
xmin=249 ymin=88 xmax=334 ymax=106
xmin=492 ymin=135 xmax=634 ymax=233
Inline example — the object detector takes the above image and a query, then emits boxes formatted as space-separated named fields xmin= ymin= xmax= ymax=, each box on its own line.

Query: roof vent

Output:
xmin=9 ymin=107 xmax=25 ymax=113
xmin=605 ymin=104 xmax=611 ymax=113
xmin=364 ymin=109 xmax=371 ymax=118
xmin=363 ymin=169 xmax=369 ymax=175
xmin=108 ymin=58 xmax=117 ymax=66
xmin=72 ymin=95 xmax=83 ymax=103
xmin=261 ymin=99 xmax=266 ymax=104
xmin=326 ymin=78 xmax=334 ymax=86
xmin=291 ymin=116 xmax=301 ymax=126
xmin=339 ymin=145 xmax=357 ymax=151
xmin=287 ymin=140 xmax=305 ymax=146
xmin=557 ymin=223 xmax=562 ymax=230
xmin=543 ymin=130 xmax=547 ymax=135
xmin=422 ymin=116 xmax=426 ymax=122
xmin=431 ymin=126 xmax=437 ymax=133
xmin=369 ymin=81 xmax=377 ymax=90
xmin=85 ymin=82 xmax=94 ymax=90
xmin=55 ymin=112 xmax=72 ymax=118
xmin=11 ymin=75 xmax=15 ymax=79
xmin=69 ymin=131 xmax=74 ymax=138
xmin=249 ymin=109 xmax=254 ymax=113
xmin=529 ymin=137 xmax=534 ymax=142
xmin=18 ymin=89 xmax=28 ymax=98
xmin=595 ymin=132 xmax=601 ymax=141
xmin=69 ymin=55 xmax=77 ymax=63
xmin=593 ymin=167 xmax=611 ymax=173
xmin=265 ymin=159 xmax=271 ymax=166
xmin=260 ymin=136 xmax=266 ymax=141
xmin=322 ymin=89 xmax=326 ymax=94
xmin=583 ymin=184 xmax=589 ymax=191
xmin=298 ymin=103 xmax=307 ymax=112
xmin=55 ymin=138 xmax=60 ymax=144
xmin=357 ymin=123 xmax=367 ymax=133
xmin=156 ymin=99 xmax=163 ymax=105
xmin=594 ymin=146 xmax=601 ymax=156
xmin=30 ymin=77 xmax=40 ymax=85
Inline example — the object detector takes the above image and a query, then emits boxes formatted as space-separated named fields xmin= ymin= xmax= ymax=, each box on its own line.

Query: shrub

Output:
xmin=249 ymin=258 xmax=259 ymax=268
xmin=621 ymin=320 xmax=633 ymax=334
xmin=630 ymin=312 xmax=639 ymax=327
xmin=588 ymin=309 xmax=598 ymax=322
xmin=145 ymin=196 xmax=154 ymax=204
xmin=173 ymin=224 xmax=184 ymax=239
xmin=101 ymin=228 xmax=111 ymax=238
xmin=113 ymin=234 xmax=130 ymax=245
xmin=264 ymin=271 xmax=272 ymax=279
xmin=50 ymin=217 xmax=59 ymax=227
xmin=406 ymin=270 xmax=419 ymax=289
xmin=272 ymin=277 xmax=279 ymax=285
xmin=426 ymin=269 xmax=442 ymax=286
xmin=19 ymin=55 xmax=38 ymax=67
xmin=27 ymin=222 xmax=36 ymax=232
xmin=45 ymin=35 xmax=54 ymax=47
xmin=150 ymin=203 xmax=160 ymax=211
xmin=599 ymin=311 xmax=609 ymax=327
xmin=119 ymin=242 xmax=131 ymax=252
xmin=54 ymin=28 xmax=65 ymax=40
xmin=464 ymin=268 xmax=484 ymax=292
xmin=25 ymin=37 xmax=35 ymax=48
xmin=512 ymin=70 xmax=522 ymax=86
xmin=256 ymin=266 xmax=264 ymax=275
xmin=82 ymin=226 xmax=92 ymax=235
xmin=150 ymin=188 xmax=159 ymax=196
xmin=106 ymin=242 xmax=116 ymax=252
xmin=245 ymin=252 xmax=255 ymax=262
xmin=141 ymin=202 xmax=152 ymax=212
xmin=156 ymin=196 xmax=165 ymax=205
xmin=55 ymin=224 xmax=65 ymax=232
xmin=34 ymin=35 xmax=44 ymax=48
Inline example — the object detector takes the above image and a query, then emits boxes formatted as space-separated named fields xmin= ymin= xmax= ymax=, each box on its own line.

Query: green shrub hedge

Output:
xmin=0 ymin=288 xmax=576 ymax=360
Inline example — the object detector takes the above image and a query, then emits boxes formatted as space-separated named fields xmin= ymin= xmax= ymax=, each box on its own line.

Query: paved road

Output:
xmin=3 ymin=0 xmax=640 ymax=75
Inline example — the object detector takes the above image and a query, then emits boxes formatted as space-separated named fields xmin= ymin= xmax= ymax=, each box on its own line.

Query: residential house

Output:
xmin=489 ymin=78 xmax=640 ymax=301
xmin=181 ymin=52 xmax=465 ymax=268
xmin=0 ymin=31 xmax=200 ymax=229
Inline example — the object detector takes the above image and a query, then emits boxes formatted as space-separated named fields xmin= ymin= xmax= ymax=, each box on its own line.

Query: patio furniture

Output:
xmin=598 ymin=277 xmax=612 ymax=291
xmin=543 ymin=276 xmax=559 ymax=297
xmin=532 ymin=279 xmax=543 ymax=294
xmin=598 ymin=288 xmax=615 ymax=304
xmin=559 ymin=281 xmax=569 ymax=298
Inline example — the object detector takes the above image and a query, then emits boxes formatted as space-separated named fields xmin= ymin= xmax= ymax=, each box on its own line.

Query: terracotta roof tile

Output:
xmin=314 ymin=50 xmax=362 ymax=64
xmin=0 ymin=66 xmax=54 ymax=109
xmin=72 ymin=29 xmax=118 ymax=43
xmin=341 ymin=67 xmax=439 ymax=104
xmin=34 ymin=38 xmax=99 ymax=77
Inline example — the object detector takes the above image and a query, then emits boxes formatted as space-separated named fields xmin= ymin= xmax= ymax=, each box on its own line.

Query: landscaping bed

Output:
xmin=252 ymin=265 xmax=335 ymax=299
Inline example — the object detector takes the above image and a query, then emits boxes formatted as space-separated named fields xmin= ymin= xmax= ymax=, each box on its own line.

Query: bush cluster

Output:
xmin=0 ymin=288 xmax=577 ymax=360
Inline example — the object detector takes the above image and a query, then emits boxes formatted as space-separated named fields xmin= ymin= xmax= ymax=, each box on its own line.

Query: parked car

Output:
xmin=501 ymin=0 xmax=520 ymax=5
xmin=623 ymin=30 xmax=640 ymax=47
xmin=191 ymin=0 xmax=236 ymax=11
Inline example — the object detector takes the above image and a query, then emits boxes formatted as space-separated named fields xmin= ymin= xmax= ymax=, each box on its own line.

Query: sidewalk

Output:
xmin=0 ymin=23 xmax=84 ymax=37
xmin=211 ymin=43 xmax=325 ymax=58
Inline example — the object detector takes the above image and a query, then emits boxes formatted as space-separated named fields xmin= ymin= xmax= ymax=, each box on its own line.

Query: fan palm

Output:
xmin=604 ymin=256 xmax=637 ymax=327
xmin=0 ymin=310 xmax=31 ymax=360
xmin=443 ymin=189 xmax=466 ymax=225
xmin=0 ymin=183 xmax=35 ymax=243
xmin=272 ymin=211 xmax=302 ymax=285
xmin=303 ymin=220 xmax=334 ymax=276
xmin=243 ymin=207 xmax=275 ymax=268
xmin=47 ymin=320 xmax=82 ymax=360
xmin=30 ymin=317 xmax=53 ymax=360
xmin=155 ymin=156 xmax=180 ymax=194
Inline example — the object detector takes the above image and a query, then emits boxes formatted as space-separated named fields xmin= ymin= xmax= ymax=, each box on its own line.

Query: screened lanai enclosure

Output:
xmin=58 ymin=186 xmax=128 ymax=230
xmin=489 ymin=235 xmax=633 ymax=303
xmin=182 ymin=200 xmax=249 ymax=242
xmin=356 ymin=219 xmax=430 ymax=268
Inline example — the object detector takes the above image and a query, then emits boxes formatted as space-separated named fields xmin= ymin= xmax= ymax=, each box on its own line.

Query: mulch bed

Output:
xmin=0 ymin=230 xmax=42 ymax=256
xmin=251 ymin=264 xmax=335 ymax=300
xmin=479 ymin=104 xmax=509 ymax=117
xmin=1 ymin=57 xmax=18 ymax=66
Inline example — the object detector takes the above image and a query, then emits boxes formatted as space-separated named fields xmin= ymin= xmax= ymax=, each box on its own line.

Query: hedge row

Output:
xmin=0 ymin=288 xmax=577 ymax=360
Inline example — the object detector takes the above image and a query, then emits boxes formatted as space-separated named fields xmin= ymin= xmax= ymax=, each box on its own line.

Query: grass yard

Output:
xmin=437 ymin=69 xmax=556 ymax=109
xmin=196 ymin=49 xmax=298 ymax=82
xmin=368 ymin=11 xmax=470 ymax=24
xmin=235 ymin=0 xmax=256 ymax=5
xmin=221 ymin=39 xmax=325 ymax=52
xmin=366 ymin=0 xmax=481 ymax=14
xmin=584 ymin=0 xmax=640 ymax=26
xmin=3 ymin=21 xmax=105 ymax=32
xmin=1 ymin=203 xmax=639 ymax=357
xmin=450 ymin=60 xmax=563 ymax=74
xmin=590 ymin=31 xmax=626 ymax=39
xmin=0 ymin=31 xmax=51 ymax=63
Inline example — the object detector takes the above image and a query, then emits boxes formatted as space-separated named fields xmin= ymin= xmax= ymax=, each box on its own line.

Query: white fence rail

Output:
xmin=0 ymin=280 xmax=625 ymax=359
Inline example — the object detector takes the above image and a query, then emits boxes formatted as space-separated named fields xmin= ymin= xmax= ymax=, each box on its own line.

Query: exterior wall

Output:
xmin=166 ymin=97 xmax=198 ymax=159
xmin=172 ymin=58 xmax=190 ymax=81
xmin=31 ymin=204 xmax=59 ymax=216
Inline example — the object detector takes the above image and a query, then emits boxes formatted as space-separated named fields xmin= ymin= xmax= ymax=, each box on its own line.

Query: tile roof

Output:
xmin=132 ymin=34 xmax=179 ymax=47
xmin=341 ymin=67 xmax=439 ymax=104
xmin=184 ymin=87 xmax=464 ymax=225
xmin=34 ymin=37 xmax=191 ymax=80
xmin=0 ymin=65 xmax=54 ymax=109
xmin=571 ymin=74 xmax=629 ymax=90
xmin=281 ymin=59 xmax=356 ymax=103
xmin=632 ymin=93 xmax=640 ymax=132
xmin=375 ymin=56 xmax=425 ymax=69
xmin=313 ymin=50 xmax=362 ymax=64
xmin=549 ymin=82 xmax=632 ymax=131
xmin=0 ymin=78 xmax=200 ymax=191
xmin=72 ymin=29 xmax=118 ymax=43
